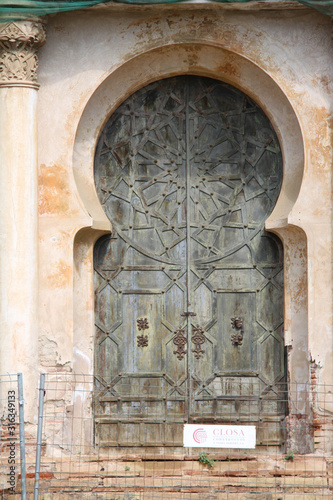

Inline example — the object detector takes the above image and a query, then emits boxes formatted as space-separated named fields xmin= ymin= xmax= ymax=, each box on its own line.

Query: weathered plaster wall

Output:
xmin=37 ymin=3 xmax=332 ymax=446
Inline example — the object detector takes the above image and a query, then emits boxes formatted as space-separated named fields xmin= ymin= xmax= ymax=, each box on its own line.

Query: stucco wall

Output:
xmin=36 ymin=2 xmax=332 ymax=450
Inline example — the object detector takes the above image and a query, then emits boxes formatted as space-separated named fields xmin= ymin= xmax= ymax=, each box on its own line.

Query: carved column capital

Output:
xmin=0 ymin=21 xmax=46 ymax=88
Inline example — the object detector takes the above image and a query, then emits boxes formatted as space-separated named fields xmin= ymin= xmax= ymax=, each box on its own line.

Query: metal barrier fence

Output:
xmin=0 ymin=372 xmax=330 ymax=498
xmin=0 ymin=373 xmax=26 ymax=500
xmin=34 ymin=373 xmax=333 ymax=499
xmin=0 ymin=372 xmax=330 ymax=499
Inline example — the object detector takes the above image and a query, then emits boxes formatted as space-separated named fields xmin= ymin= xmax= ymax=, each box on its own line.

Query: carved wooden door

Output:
xmin=94 ymin=76 xmax=284 ymax=447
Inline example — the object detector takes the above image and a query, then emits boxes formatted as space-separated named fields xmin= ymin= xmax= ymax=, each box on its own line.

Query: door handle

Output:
xmin=173 ymin=321 xmax=206 ymax=360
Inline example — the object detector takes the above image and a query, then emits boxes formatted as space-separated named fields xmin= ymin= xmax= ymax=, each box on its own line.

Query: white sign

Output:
xmin=183 ymin=424 xmax=256 ymax=449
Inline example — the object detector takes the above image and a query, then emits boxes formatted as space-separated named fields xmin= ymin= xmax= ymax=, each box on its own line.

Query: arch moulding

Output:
xmin=72 ymin=42 xmax=310 ymax=452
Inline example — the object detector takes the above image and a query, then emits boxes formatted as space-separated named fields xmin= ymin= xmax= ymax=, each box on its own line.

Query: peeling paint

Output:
xmin=39 ymin=334 xmax=59 ymax=367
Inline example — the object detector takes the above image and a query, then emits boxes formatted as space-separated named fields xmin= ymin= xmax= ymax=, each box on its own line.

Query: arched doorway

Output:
xmin=93 ymin=76 xmax=284 ymax=447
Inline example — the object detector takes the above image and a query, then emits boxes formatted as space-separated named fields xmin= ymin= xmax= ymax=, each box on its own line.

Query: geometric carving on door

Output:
xmin=94 ymin=76 xmax=284 ymax=447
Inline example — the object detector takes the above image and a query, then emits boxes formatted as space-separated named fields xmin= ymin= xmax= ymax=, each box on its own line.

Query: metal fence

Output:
xmin=0 ymin=373 xmax=330 ymax=498
xmin=0 ymin=372 xmax=331 ymax=499
xmin=33 ymin=373 xmax=333 ymax=499
xmin=0 ymin=373 xmax=26 ymax=500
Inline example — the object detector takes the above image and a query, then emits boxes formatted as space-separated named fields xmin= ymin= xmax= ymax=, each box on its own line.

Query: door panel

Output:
xmin=94 ymin=76 xmax=284 ymax=447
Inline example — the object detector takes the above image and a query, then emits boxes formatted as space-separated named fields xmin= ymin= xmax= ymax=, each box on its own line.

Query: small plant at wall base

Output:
xmin=198 ymin=452 xmax=216 ymax=468
xmin=285 ymin=451 xmax=294 ymax=461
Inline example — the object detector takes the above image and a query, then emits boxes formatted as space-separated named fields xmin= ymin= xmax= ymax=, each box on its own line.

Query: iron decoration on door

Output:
xmin=94 ymin=76 xmax=284 ymax=447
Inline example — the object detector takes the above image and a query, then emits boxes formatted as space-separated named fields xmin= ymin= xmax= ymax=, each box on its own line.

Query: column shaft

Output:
xmin=0 ymin=21 xmax=45 ymax=421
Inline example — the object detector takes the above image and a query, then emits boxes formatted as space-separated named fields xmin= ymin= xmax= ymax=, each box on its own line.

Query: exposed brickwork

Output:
xmin=5 ymin=454 xmax=330 ymax=499
xmin=310 ymin=359 xmax=333 ymax=453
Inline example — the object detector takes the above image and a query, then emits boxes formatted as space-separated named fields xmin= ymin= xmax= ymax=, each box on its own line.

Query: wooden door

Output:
xmin=94 ymin=76 xmax=284 ymax=447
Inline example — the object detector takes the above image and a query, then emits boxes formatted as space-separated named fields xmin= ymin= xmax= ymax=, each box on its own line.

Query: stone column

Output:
xmin=0 ymin=21 xmax=45 ymax=421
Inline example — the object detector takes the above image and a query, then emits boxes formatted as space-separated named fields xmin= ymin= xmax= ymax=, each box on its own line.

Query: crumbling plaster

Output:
xmin=37 ymin=4 xmax=332 ymax=423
